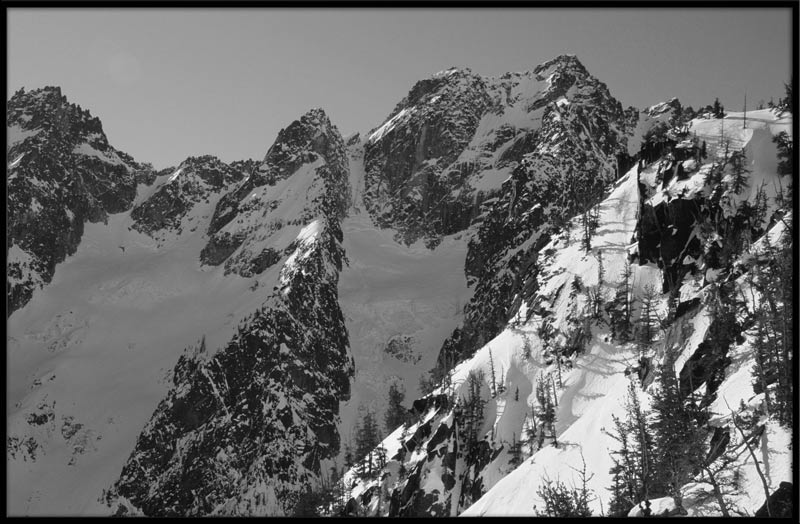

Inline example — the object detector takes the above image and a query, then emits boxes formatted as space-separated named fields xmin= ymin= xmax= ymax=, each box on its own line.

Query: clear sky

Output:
xmin=8 ymin=7 xmax=793 ymax=169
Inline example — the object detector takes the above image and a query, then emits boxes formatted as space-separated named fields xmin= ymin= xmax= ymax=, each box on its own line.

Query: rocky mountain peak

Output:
xmin=394 ymin=66 xmax=484 ymax=113
xmin=201 ymin=107 xmax=349 ymax=276
xmin=7 ymin=86 xmax=145 ymax=315
xmin=8 ymin=86 xmax=109 ymax=151
xmin=361 ymin=53 xmax=631 ymax=247
xmin=262 ymin=107 xmax=341 ymax=171
xmin=646 ymin=97 xmax=682 ymax=117
xmin=532 ymin=53 xmax=586 ymax=77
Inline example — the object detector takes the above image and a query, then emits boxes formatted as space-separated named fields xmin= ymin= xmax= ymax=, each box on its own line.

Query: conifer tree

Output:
xmin=605 ymin=381 xmax=659 ymax=516
xmin=488 ymin=348 xmax=497 ymax=398
xmin=637 ymin=284 xmax=661 ymax=361
xmin=384 ymin=382 xmax=410 ymax=432
xmin=355 ymin=408 xmax=382 ymax=478
xmin=772 ymin=131 xmax=793 ymax=177
xmin=534 ymin=455 xmax=594 ymax=517
xmin=712 ymin=98 xmax=725 ymax=118
xmin=650 ymin=353 xmax=705 ymax=512
xmin=508 ymin=432 xmax=523 ymax=468
xmin=535 ymin=375 xmax=558 ymax=447
xmin=608 ymin=258 xmax=634 ymax=343
xmin=749 ymin=234 xmax=794 ymax=427
xmin=729 ymin=149 xmax=750 ymax=195
xmin=461 ymin=370 xmax=487 ymax=454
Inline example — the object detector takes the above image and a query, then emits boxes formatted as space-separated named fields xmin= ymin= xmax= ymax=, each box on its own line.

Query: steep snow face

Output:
xmin=6 ymin=87 xmax=151 ymax=315
xmin=467 ymin=217 xmax=794 ymax=517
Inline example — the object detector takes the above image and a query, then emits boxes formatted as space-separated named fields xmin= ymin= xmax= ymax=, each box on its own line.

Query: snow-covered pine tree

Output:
xmin=535 ymin=375 xmax=558 ymax=447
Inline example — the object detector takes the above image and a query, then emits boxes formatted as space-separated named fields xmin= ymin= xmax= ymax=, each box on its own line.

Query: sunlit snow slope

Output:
xmin=464 ymin=110 xmax=793 ymax=516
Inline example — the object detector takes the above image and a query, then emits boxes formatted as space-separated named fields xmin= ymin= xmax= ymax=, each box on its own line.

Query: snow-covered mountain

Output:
xmin=340 ymin=105 xmax=794 ymax=517
xmin=6 ymin=56 xmax=794 ymax=517
xmin=7 ymin=86 xmax=151 ymax=315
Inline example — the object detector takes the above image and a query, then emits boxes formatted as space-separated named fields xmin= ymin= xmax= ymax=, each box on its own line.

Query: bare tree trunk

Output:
xmin=728 ymin=405 xmax=771 ymax=516
xmin=701 ymin=465 xmax=731 ymax=517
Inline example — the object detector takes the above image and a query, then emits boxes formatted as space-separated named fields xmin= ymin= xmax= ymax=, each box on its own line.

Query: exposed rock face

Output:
xmin=438 ymin=55 xmax=635 ymax=369
xmin=201 ymin=108 xmax=350 ymax=277
xmin=130 ymin=155 xmax=247 ymax=241
xmin=106 ymin=109 xmax=354 ymax=516
xmin=755 ymin=482 xmax=794 ymax=518
xmin=7 ymin=87 xmax=150 ymax=314
xmin=363 ymin=68 xmax=492 ymax=245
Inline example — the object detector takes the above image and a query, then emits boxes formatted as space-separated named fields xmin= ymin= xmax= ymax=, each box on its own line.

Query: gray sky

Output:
xmin=8 ymin=8 xmax=793 ymax=169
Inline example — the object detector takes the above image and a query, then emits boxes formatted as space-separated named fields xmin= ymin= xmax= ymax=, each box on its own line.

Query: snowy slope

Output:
xmin=6 ymin=87 xmax=147 ymax=315
xmin=340 ymin=165 xmax=654 ymax=516
xmin=7 ymin=66 xmax=792 ymax=518
xmin=464 ymin=111 xmax=794 ymax=516
xmin=339 ymin=107 xmax=792 ymax=517
xmin=7 ymin=107 xmax=354 ymax=517
xmin=7 ymin=212 xmax=266 ymax=515
xmin=336 ymin=141 xmax=472 ymax=460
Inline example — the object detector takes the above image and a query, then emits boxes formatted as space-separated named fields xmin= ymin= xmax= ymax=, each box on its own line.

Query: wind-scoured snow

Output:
xmin=7 ymin=124 xmax=42 ymax=149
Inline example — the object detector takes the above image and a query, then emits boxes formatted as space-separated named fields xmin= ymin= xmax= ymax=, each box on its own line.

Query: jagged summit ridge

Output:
xmin=6 ymin=53 xmax=793 ymax=519
xmin=130 ymin=155 xmax=248 ymax=242
xmin=361 ymin=53 xmax=632 ymax=247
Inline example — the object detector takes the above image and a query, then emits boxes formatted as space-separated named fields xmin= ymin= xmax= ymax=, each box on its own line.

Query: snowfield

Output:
xmin=7 ymin=209 xmax=281 ymax=515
